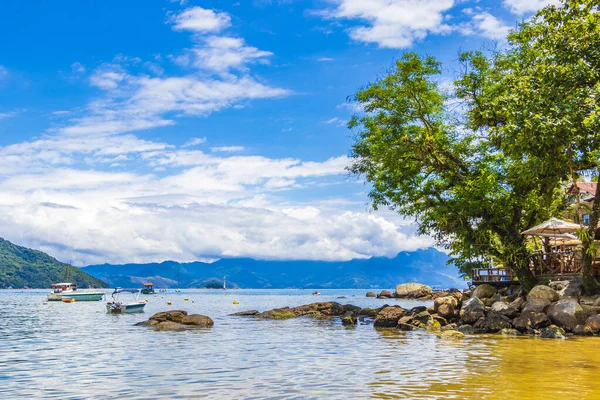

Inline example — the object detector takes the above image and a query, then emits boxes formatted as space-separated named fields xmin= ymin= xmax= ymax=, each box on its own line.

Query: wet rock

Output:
xmin=358 ymin=308 xmax=379 ymax=318
xmin=585 ymin=314 xmax=600 ymax=333
xmin=460 ymin=297 xmax=485 ymax=324
xmin=413 ymin=311 xmax=432 ymax=324
xmin=181 ymin=314 xmax=214 ymax=327
xmin=501 ymin=328 xmax=523 ymax=336
xmin=410 ymin=306 xmax=427 ymax=315
xmin=436 ymin=303 xmax=455 ymax=320
xmin=528 ymin=285 xmax=559 ymax=303
xmin=521 ymin=298 xmax=551 ymax=314
xmin=441 ymin=323 xmax=457 ymax=331
xmin=539 ymin=325 xmax=566 ymax=339
xmin=472 ymin=284 xmax=497 ymax=299
xmin=155 ymin=321 xmax=186 ymax=331
xmin=549 ymin=277 xmax=582 ymax=298
xmin=440 ymin=330 xmax=465 ymax=339
xmin=426 ymin=319 xmax=442 ymax=331
xmin=431 ymin=314 xmax=448 ymax=327
xmin=513 ymin=311 xmax=550 ymax=332
xmin=150 ymin=310 xmax=188 ymax=323
xmin=342 ymin=315 xmax=357 ymax=326
xmin=573 ymin=324 xmax=593 ymax=336
xmin=343 ymin=304 xmax=362 ymax=314
xmin=138 ymin=310 xmax=214 ymax=331
xmin=397 ymin=316 xmax=416 ymax=331
xmin=482 ymin=298 xmax=496 ymax=307
xmin=366 ymin=292 xmax=377 ymax=298
xmin=509 ymin=297 xmax=525 ymax=310
xmin=230 ymin=310 xmax=259 ymax=316
xmin=374 ymin=306 xmax=406 ymax=328
xmin=395 ymin=283 xmax=433 ymax=299
xmin=377 ymin=290 xmax=394 ymax=299
xmin=434 ymin=295 xmax=458 ymax=311
xmin=473 ymin=311 xmax=512 ymax=333
xmin=490 ymin=301 xmax=519 ymax=319
xmin=259 ymin=307 xmax=297 ymax=320
xmin=457 ymin=324 xmax=474 ymax=335
xmin=547 ymin=299 xmax=586 ymax=331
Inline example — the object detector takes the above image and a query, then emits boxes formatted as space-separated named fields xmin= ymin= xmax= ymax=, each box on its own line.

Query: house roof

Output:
xmin=567 ymin=181 xmax=597 ymax=197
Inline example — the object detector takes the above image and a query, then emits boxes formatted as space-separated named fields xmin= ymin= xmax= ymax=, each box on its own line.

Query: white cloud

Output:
xmin=318 ymin=57 xmax=334 ymax=62
xmin=182 ymin=137 xmax=207 ymax=148
xmin=169 ymin=6 xmax=231 ymax=33
xmin=188 ymin=36 xmax=273 ymax=71
xmin=71 ymin=62 xmax=86 ymax=74
xmin=319 ymin=0 xmax=455 ymax=48
xmin=0 ymin=110 xmax=19 ymax=119
xmin=503 ymin=0 xmax=560 ymax=15
xmin=0 ymin=65 xmax=7 ymax=80
xmin=211 ymin=146 xmax=245 ymax=152
xmin=461 ymin=12 xmax=511 ymax=40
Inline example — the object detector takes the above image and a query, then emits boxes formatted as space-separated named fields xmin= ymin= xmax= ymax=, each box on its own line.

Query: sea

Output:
xmin=1 ymin=289 xmax=599 ymax=399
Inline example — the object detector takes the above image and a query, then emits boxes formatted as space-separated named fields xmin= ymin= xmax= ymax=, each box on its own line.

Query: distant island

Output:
xmin=0 ymin=238 xmax=107 ymax=289
xmin=82 ymin=248 xmax=463 ymax=289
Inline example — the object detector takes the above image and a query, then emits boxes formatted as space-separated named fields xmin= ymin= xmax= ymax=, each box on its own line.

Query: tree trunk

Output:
xmin=509 ymin=258 xmax=537 ymax=291
xmin=582 ymin=174 xmax=600 ymax=295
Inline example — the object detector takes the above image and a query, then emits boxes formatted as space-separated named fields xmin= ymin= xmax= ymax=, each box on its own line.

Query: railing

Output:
xmin=527 ymin=250 xmax=582 ymax=277
xmin=472 ymin=268 xmax=515 ymax=284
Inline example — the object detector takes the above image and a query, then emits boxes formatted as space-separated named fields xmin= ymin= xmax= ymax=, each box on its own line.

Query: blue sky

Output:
xmin=0 ymin=0 xmax=556 ymax=265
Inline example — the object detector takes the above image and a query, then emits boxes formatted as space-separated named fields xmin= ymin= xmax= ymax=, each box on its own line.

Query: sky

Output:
xmin=0 ymin=0 xmax=558 ymax=266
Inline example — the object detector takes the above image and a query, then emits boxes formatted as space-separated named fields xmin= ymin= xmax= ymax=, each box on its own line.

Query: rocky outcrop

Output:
xmin=377 ymin=290 xmax=394 ymax=299
xmin=547 ymin=299 xmax=586 ymax=331
xmin=586 ymin=315 xmax=600 ymax=333
xmin=366 ymin=292 xmax=377 ymax=298
xmin=395 ymin=283 xmax=433 ymax=299
xmin=136 ymin=310 xmax=214 ymax=331
xmin=473 ymin=311 xmax=512 ymax=333
xmin=472 ymin=284 xmax=497 ymax=299
xmin=528 ymin=285 xmax=559 ymax=302
xmin=513 ymin=311 xmax=550 ymax=332
xmin=374 ymin=306 xmax=405 ymax=328
xmin=490 ymin=301 xmax=519 ymax=318
xmin=460 ymin=297 xmax=485 ymax=324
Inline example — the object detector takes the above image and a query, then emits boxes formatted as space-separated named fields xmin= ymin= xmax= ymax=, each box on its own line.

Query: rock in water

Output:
xmin=547 ymin=299 xmax=586 ymax=331
xmin=460 ymin=297 xmax=485 ymax=324
xmin=137 ymin=310 xmax=214 ymax=331
xmin=377 ymin=290 xmax=394 ymax=299
xmin=374 ymin=306 xmax=405 ymax=328
xmin=513 ymin=311 xmax=550 ymax=332
xmin=230 ymin=310 xmax=260 ymax=316
xmin=521 ymin=298 xmax=551 ymax=314
xmin=528 ymin=285 xmax=559 ymax=302
xmin=472 ymin=284 xmax=497 ymax=299
xmin=440 ymin=330 xmax=465 ymax=339
xmin=366 ymin=292 xmax=377 ymax=298
xmin=539 ymin=325 xmax=566 ymax=339
xmin=491 ymin=301 xmax=519 ymax=318
xmin=394 ymin=283 xmax=433 ymax=299
xmin=473 ymin=311 xmax=512 ymax=333
xmin=586 ymin=314 xmax=600 ymax=333
xmin=342 ymin=315 xmax=357 ymax=326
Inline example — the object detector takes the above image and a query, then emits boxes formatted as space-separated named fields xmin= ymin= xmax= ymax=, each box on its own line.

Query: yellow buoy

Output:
xmin=184 ymin=298 xmax=189 ymax=301
xmin=233 ymin=300 xmax=239 ymax=305
xmin=144 ymin=299 xmax=148 ymax=303
xmin=167 ymin=301 xmax=172 ymax=305
xmin=70 ymin=298 xmax=75 ymax=303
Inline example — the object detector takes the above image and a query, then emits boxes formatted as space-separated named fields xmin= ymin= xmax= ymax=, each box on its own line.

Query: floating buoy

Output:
xmin=71 ymin=298 xmax=76 ymax=303
xmin=184 ymin=298 xmax=189 ymax=301
xmin=233 ymin=300 xmax=239 ymax=305
xmin=167 ymin=301 xmax=172 ymax=306
xmin=144 ymin=299 xmax=148 ymax=303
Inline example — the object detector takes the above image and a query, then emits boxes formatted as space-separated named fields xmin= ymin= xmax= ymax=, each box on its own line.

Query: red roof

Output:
xmin=567 ymin=181 xmax=597 ymax=196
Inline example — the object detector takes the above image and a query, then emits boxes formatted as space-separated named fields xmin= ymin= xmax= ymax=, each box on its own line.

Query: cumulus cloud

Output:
xmin=503 ymin=0 xmax=560 ymax=15
xmin=211 ymin=146 xmax=245 ymax=152
xmin=182 ymin=137 xmax=207 ymax=148
xmin=319 ymin=0 xmax=455 ymax=48
xmin=168 ymin=6 xmax=231 ymax=33
xmin=459 ymin=12 xmax=512 ymax=41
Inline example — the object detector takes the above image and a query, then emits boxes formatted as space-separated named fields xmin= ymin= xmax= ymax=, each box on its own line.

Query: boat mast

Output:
xmin=223 ymin=275 xmax=227 ymax=290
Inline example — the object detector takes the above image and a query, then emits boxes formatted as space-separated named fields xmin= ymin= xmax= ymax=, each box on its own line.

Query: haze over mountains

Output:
xmin=82 ymin=248 xmax=464 ymax=289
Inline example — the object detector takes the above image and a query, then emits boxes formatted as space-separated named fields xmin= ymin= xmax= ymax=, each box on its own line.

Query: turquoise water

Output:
xmin=2 ymin=289 xmax=600 ymax=399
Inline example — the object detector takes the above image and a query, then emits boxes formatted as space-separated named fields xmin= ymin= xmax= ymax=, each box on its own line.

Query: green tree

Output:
xmin=457 ymin=0 xmax=600 ymax=293
xmin=347 ymin=53 xmax=562 ymax=290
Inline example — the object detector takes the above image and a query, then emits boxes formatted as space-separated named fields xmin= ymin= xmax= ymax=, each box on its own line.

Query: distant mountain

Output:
xmin=83 ymin=248 xmax=465 ymax=289
xmin=0 ymin=238 xmax=107 ymax=289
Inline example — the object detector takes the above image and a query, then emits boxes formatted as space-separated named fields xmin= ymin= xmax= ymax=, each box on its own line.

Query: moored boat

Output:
xmin=106 ymin=288 xmax=146 ymax=314
xmin=141 ymin=283 xmax=155 ymax=295
xmin=60 ymin=288 xmax=105 ymax=302
xmin=47 ymin=282 xmax=77 ymax=301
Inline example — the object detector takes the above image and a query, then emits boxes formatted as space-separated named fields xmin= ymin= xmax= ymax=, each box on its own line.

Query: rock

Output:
xmin=441 ymin=323 xmax=457 ymax=331
xmin=427 ymin=319 xmax=441 ymax=331
xmin=342 ymin=315 xmax=357 ymax=326
xmin=460 ymin=297 xmax=485 ymax=324
xmin=431 ymin=314 xmax=448 ymax=326
xmin=374 ymin=306 xmax=406 ymax=328
xmin=457 ymin=324 xmax=474 ymax=335
xmin=547 ymin=298 xmax=586 ymax=331
xmin=337 ymin=296 xmax=347 ymax=299
xmin=491 ymin=301 xmax=519 ymax=319
xmin=440 ymin=330 xmax=465 ymax=339
xmin=573 ymin=324 xmax=593 ymax=336
xmin=592 ymin=297 xmax=600 ymax=307
xmin=513 ymin=311 xmax=550 ymax=332
xmin=434 ymin=296 xmax=458 ymax=311
xmin=358 ymin=308 xmax=378 ymax=318
xmin=437 ymin=303 xmax=455 ymax=320
xmin=155 ymin=321 xmax=186 ymax=331
xmin=549 ymin=277 xmax=582 ymax=298
xmin=413 ymin=311 xmax=432 ymax=324
xmin=501 ymin=328 xmax=523 ymax=336
xmin=580 ymin=304 xmax=600 ymax=318
xmin=539 ymin=325 xmax=566 ymax=339
xmin=473 ymin=311 xmax=512 ymax=333
xmin=491 ymin=293 xmax=504 ymax=303
xmin=586 ymin=314 xmax=600 ymax=333
xmin=343 ymin=304 xmax=362 ymax=314
xmin=366 ymin=292 xmax=377 ymax=298
xmin=150 ymin=310 xmax=188 ymax=323
xmin=395 ymin=283 xmax=433 ymax=299
xmin=521 ymin=298 xmax=551 ymax=314
xmin=181 ymin=314 xmax=214 ymax=327
xmin=410 ymin=306 xmax=427 ymax=315
xmin=510 ymin=297 xmax=525 ymax=310
xmin=230 ymin=310 xmax=259 ymax=316
xmin=377 ymin=290 xmax=394 ymax=299
xmin=397 ymin=316 xmax=415 ymax=331
xmin=528 ymin=285 xmax=559 ymax=303
xmin=472 ymin=284 xmax=497 ymax=299
xmin=259 ymin=307 xmax=297 ymax=320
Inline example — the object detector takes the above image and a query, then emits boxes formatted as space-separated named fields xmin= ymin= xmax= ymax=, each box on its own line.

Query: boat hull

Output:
xmin=60 ymin=291 xmax=105 ymax=302
xmin=47 ymin=293 xmax=63 ymax=301
xmin=106 ymin=302 xmax=146 ymax=314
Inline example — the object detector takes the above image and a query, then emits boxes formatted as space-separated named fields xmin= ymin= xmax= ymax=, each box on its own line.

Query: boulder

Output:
xmin=441 ymin=323 xmax=458 ymax=331
xmin=155 ymin=321 xmax=186 ymax=331
xmin=374 ymin=306 xmax=405 ymax=328
xmin=472 ymin=284 xmax=497 ymax=299
xmin=437 ymin=303 xmax=456 ymax=320
xmin=510 ymin=297 xmax=525 ymax=310
xmin=413 ymin=311 xmax=432 ymax=324
xmin=482 ymin=298 xmax=496 ymax=307
xmin=377 ymin=290 xmax=394 ymax=299
xmin=547 ymin=299 xmax=586 ymax=331
xmin=440 ymin=330 xmax=465 ymax=339
xmin=138 ymin=310 xmax=214 ymax=331
xmin=473 ymin=311 xmax=512 ymax=333
xmin=259 ymin=307 xmax=297 ymax=320
xmin=549 ymin=278 xmax=582 ymax=298
xmin=528 ymin=285 xmax=559 ymax=303
xmin=366 ymin=292 xmax=377 ymax=298
xmin=581 ymin=305 xmax=600 ymax=317
xmin=500 ymin=328 xmax=523 ymax=336
xmin=395 ymin=283 xmax=433 ymax=298
xmin=593 ymin=297 xmax=600 ymax=307
xmin=230 ymin=310 xmax=259 ymax=316
xmin=397 ymin=316 xmax=416 ymax=331
xmin=457 ymin=324 xmax=474 ymax=335
xmin=342 ymin=315 xmax=357 ymax=326
xmin=150 ymin=310 xmax=188 ymax=323
xmin=490 ymin=301 xmax=519 ymax=319
xmin=513 ymin=311 xmax=550 ymax=332
xmin=460 ymin=297 xmax=485 ymax=324
xmin=521 ymin=298 xmax=551 ymax=314
xmin=431 ymin=314 xmax=448 ymax=326
xmin=585 ymin=314 xmax=600 ymax=333
xmin=182 ymin=314 xmax=214 ymax=327
xmin=573 ymin=324 xmax=593 ymax=336
xmin=358 ymin=308 xmax=378 ymax=318
xmin=539 ymin=325 xmax=566 ymax=339
xmin=410 ymin=306 xmax=427 ymax=315
xmin=434 ymin=296 xmax=458 ymax=312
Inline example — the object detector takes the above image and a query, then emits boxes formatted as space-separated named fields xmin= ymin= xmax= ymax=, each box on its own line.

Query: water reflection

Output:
xmin=1 ymin=289 xmax=599 ymax=399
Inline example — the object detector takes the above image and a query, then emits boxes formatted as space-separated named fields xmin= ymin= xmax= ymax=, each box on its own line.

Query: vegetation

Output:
xmin=348 ymin=0 xmax=599 ymax=291
xmin=0 ymin=238 xmax=107 ymax=289
xmin=202 ymin=282 xmax=225 ymax=289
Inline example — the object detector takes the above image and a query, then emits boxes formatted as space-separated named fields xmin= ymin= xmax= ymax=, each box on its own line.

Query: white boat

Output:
xmin=47 ymin=282 xmax=76 ymax=301
xmin=106 ymin=289 xmax=146 ymax=314
xmin=60 ymin=288 xmax=105 ymax=302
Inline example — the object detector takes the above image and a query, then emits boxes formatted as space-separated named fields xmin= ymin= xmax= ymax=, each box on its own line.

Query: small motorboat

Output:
xmin=48 ymin=282 xmax=77 ymax=301
xmin=106 ymin=288 xmax=146 ymax=314
xmin=140 ymin=283 xmax=155 ymax=295
xmin=313 ymin=291 xmax=320 ymax=296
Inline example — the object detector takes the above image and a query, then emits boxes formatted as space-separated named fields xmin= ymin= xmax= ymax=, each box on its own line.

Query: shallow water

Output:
xmin=1 ymin=289 xmax=600 ymax=399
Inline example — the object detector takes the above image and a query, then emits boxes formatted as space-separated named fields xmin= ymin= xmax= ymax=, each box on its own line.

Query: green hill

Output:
xmin=0 ymin=238 xmax=107 ymax=289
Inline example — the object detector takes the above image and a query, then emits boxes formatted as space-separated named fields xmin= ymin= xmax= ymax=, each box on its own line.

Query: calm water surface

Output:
xmin=1 ymin=289 xmax=600 ymax=399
